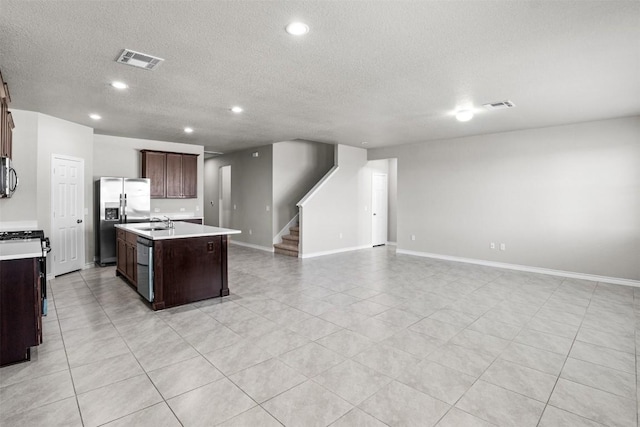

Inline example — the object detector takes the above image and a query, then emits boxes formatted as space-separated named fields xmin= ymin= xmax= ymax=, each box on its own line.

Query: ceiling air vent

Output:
xmin=116 ymin=49 xmax=164 ymax=70
xmin=483 ymin=100 xmax=516 ymax=111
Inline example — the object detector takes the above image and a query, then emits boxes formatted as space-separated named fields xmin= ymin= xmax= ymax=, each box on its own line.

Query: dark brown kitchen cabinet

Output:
xmin=141 ymin=150 xmax=198 ymax=199
xmin=166 ymin=153 xmax=183 ymax=198
xmin=182 ymin=154 xmax=197 ymax=198
xmin=141 ymin=150 xmax=166 ymax=198
xmin=1 ymin=257 xmax=42 ymax=366
xmin=116 ymin=229 xmax=137 ymax=285
xmin=0 ymin=69 xmax=14 ymax=159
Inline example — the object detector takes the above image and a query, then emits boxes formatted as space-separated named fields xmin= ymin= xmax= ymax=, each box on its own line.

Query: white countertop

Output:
xmin=0 ymin=239 xmax=44 ymax=261
xmin=115 ymin=221 xmax=241 ymax=241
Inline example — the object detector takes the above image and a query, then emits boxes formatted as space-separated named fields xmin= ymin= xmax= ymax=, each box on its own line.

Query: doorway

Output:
xmin=51 ymin=154 xmax=85 ymax=276
xmin=218 ymin=165 xmax=231 ymax=228
xmin=372 ymin=172 xmax=388 ymax=246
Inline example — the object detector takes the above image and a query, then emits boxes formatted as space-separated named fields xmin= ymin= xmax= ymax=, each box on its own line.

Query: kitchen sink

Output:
xmin=137 ymin=226 xmax=169 ymax=231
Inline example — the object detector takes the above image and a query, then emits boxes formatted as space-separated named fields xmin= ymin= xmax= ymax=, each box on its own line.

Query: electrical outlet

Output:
xmin=411 ymin=235 xmax=416 ymax=241
xmin=233 ymin=204 xmax=237 ymax=210
xmin=154 ymin=208 xmax=160 ymax=213
xmin=500 ymin=243 xmax=506 ymax=251
xmin=207 ymin=242 xmax=214 ymax=252
xmin=339 ymin=233 xmax=343 ymax=239
xmin=180 ymin=208 xmax=185 ymax=212
xmin=196 ymin=206 xmax=200 ymax=211
xmin=249 ymin=229 xmax=252 ymax=235
xmin=490 ymin=242 xmax=495 ymax=249
xmin=266 ymin=205 xmax=270 ymax=212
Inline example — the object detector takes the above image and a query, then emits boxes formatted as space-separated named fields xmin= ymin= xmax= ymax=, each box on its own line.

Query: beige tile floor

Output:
xmin=1 ymin=245 xmax=638 ymax=426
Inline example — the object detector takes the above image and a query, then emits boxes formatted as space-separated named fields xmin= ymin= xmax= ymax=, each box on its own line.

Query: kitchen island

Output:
xmin=115 ymin=221 xmax=240 ymax=310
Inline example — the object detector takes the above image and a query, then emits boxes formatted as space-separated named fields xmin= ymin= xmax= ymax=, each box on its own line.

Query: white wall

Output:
xmin=36 ymin=113 xmax=94 ymax=273
xmin=272 ymin=140 xmax=334 ymax=238
xmin=299 ymin=145 xmax=372 ymax=256
xmin=388 ymin=158 xmax=398 ymax=243
xmin=93 ymin=134 xmax=204 ymax=217
xmin=0 ymin=110 xmax=39 ymax=227
xmin=369 ymin=116 xmax=640 ymax=281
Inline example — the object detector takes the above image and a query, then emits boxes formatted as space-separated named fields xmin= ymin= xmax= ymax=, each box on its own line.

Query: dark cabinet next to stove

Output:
xmin=0 ymin=257 xmax=42 ymax=366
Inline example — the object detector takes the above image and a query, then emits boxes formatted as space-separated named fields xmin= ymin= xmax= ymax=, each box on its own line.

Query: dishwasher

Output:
xmin=136 ymin=237 xmax=154 ymax=302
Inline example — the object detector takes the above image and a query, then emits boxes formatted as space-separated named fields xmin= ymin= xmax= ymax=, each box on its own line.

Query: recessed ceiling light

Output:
xmin=110 ymin=81 xmax=128 ymax=90
xmin=231 ymin=106 xmax=243 ymax=113
xmin=361 ymin=141 xmax=369 ymax=145
xmin=456 ymin=110 xmax=474 ymax=122
xmin=89 ymin=113 xmax=101 ymax=120
xmin=285 ymin=22 xmax=309 ymax=36
xmin=184 ymin=127 xmax=194 ymax=133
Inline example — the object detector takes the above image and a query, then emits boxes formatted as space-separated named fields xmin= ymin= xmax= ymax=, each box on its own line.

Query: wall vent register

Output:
xmin=483 ymin=100 xmax=516 ymax=110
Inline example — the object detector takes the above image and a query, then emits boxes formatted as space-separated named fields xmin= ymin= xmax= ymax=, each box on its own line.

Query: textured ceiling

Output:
xmin=1 ymin=1 xmax=638 ymax=153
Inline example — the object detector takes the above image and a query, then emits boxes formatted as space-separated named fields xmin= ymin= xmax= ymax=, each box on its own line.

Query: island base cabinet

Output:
xmin=152 ymin=235 xmax=228 ymax=310
xmin=116 ymin=229 xmax=137 ymax=286
xmin=1 ymin=258 xmax=41 ymax=366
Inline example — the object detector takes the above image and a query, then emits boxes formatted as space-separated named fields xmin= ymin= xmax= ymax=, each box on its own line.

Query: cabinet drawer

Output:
xmin=125 ymin=231 xmax=138 ymax=244
xmin=117 ymin=229 xmax=125 ymax=240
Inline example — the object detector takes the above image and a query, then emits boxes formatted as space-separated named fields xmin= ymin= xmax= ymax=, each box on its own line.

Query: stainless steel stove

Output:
xmin=0 ymin=230 xmax=51 ymax=315
xmin=0 ymin=230 xmax=45 ymax=241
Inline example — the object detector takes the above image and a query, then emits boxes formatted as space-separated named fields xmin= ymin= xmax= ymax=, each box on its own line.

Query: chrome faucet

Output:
xmin=151 ymin=216 xmax=174 ymax=229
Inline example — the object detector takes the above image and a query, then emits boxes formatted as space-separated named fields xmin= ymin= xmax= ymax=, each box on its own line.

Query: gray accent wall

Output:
xmin=204 ymin=146 xmax=274 ymax=249
xmin=369 ymin=116 xmax=640 ymax=281
xmin=272 ymin=140 xmax=334 ymax=238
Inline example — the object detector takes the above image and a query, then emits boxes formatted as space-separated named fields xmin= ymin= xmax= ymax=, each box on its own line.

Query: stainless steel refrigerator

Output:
xmin=95 ymin=177 xmax=150 ymax=266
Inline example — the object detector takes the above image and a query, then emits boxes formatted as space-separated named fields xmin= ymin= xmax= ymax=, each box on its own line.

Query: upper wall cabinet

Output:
xmin=141 ymin=150 xmax=167 ymax=198
xmin=141 ymin=150 xmax=198 ymax=199
xmin=0 ymin=70 xmax=14 ymax=159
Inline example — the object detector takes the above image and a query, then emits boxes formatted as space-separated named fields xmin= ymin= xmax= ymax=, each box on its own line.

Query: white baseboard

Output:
xmin=386 ymin=241 xmax=397 ymax=246
xmin=231 ymin=240 xmax=274 ymax=253
xmin=397 ymin=249 xmax=640 ymax=287
xmin=300 ymin=244 xmax=372 ymax=259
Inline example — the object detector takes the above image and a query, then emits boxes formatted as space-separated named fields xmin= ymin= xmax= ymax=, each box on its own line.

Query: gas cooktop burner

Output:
xmin=0 ymin=230 xmax=45 ymax=241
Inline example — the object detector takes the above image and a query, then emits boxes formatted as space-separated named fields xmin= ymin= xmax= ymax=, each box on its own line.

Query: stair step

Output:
xmin=274 ymin=246 xmax=298 ymax=257
xmin=290 ymin=226 xmax=299 ymax=236
xmin=274 ymin=242 xmax=299 ymax=252
xmin=282 ymin=234 xmax=299 ymax=243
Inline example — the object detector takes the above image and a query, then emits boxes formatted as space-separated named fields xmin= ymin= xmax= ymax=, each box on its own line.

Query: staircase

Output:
xmin=274 ymin=225 xmax=299 ymax=257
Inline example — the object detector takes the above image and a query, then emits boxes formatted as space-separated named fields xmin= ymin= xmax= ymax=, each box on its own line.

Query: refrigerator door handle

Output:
xmin=123 ymin=193 xmax=127 ymax=223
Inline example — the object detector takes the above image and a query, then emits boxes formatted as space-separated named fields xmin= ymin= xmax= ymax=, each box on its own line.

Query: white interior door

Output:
xmin=372 ymin=173 xmax=388 ymax=246
xmin=52 ymin=155 xmax=85 ymax=276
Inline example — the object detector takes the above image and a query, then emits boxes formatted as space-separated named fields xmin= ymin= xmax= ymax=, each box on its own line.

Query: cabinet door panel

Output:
xmin=182 ymin=155 xmax=197 ymax=198
xmin=117 ymin=238 xmax=126 ymax=275
xmin=126 ymin=243 xmax=135 ymax=283
xmin=166 ymin=153 xmax=183 ymax=198
xmin=142 ymin=151 xmax=166 ymax=198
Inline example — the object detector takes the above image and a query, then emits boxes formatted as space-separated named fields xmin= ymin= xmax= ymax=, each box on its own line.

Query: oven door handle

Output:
xmin=9 ymin=167 xmax=18 ymax=195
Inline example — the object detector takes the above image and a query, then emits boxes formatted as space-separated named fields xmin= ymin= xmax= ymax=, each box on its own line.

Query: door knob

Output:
xmin=77 ymin=219 xmax=83 ymax=224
